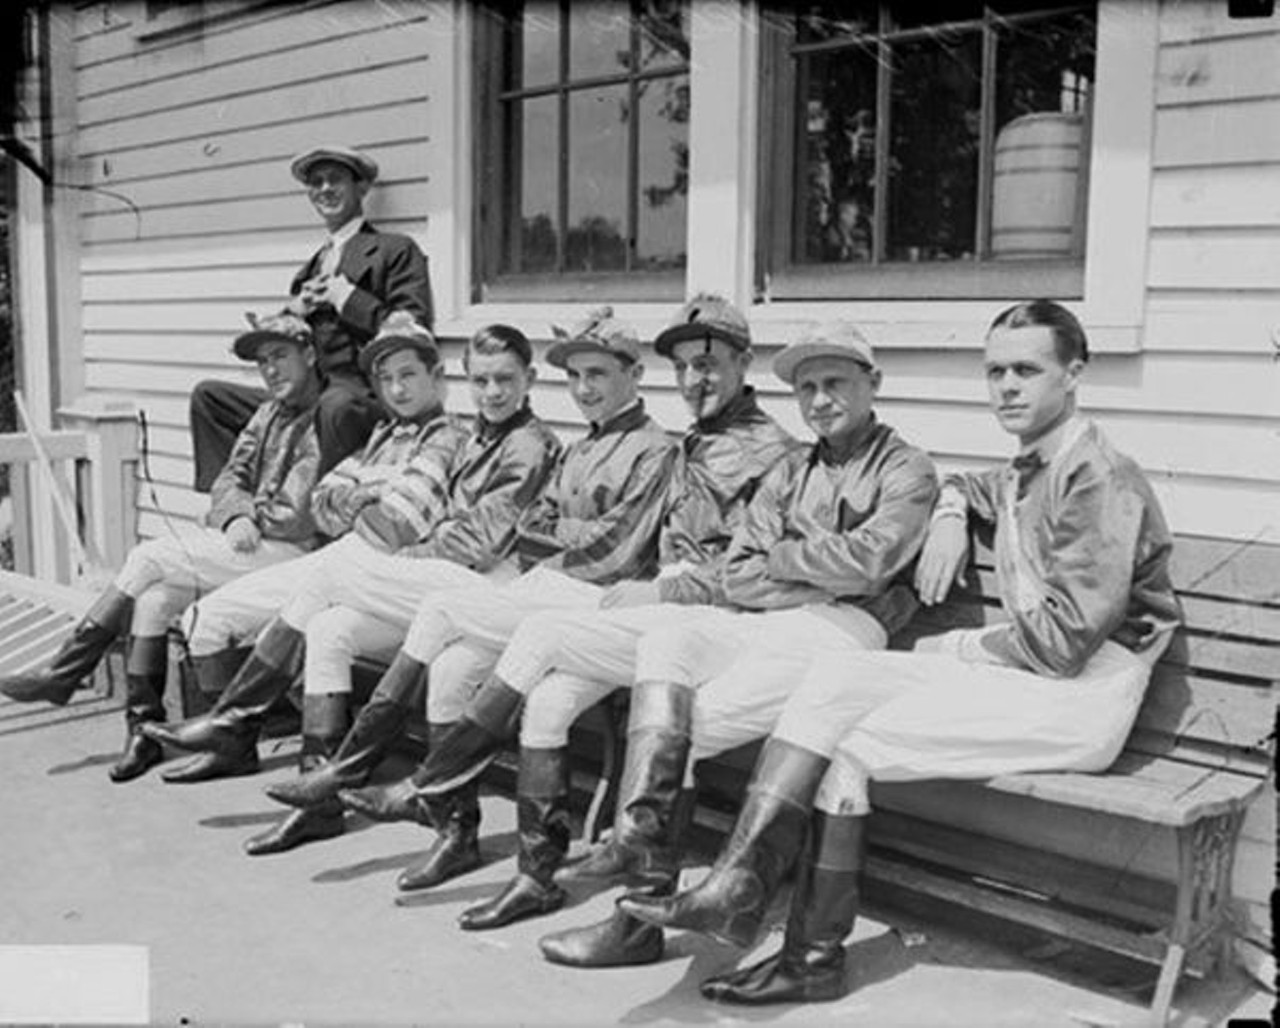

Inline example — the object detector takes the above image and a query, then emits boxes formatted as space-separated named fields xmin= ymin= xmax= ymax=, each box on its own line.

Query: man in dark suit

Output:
xmin=189 ymin=144 xmax=434 ymax=490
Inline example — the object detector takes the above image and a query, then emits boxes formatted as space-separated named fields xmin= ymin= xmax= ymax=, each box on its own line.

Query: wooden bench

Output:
xmin=166 ymin=532 xmax=1272 ymax=1026
xmin=589 ymin=533 xmax=1276 ymax=1027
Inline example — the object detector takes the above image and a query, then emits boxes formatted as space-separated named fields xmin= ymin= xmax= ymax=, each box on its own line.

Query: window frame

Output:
xmin=470 ymin=0 xmax=692 ymax=304
xmin=435 ymin=0 xmax=1153 ymax=356
xmin=755 ymin=2 xmax=1098 ymax=304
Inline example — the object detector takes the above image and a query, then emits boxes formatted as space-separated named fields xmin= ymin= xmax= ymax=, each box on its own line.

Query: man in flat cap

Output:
xmin=189 ymin=144 xmax=434 ymax=491
xmin=1 ymin=312 xmax=327 ymax=784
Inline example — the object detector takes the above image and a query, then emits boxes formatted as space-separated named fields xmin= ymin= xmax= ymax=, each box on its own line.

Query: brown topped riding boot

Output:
xmin=700 ymin=811 xmax=865 ymax=1004
xmin=618 ymin=738 xmax=830 ymax=948
xmin=457 ymin=746 xmax=569 ymax=931
xmin=144 ymin=618 xmax=305 ymax=783
xmin=245 ymin=692 xmax=352 ymax=855
xmin=266 ymin=651 xmax=427 ymax=810
xmin=338 ymin=674 xmax=524 ymax=822
xmin=559 ymin=680 xmax=693 ymax=886
xmin=1 ymin=586 xmax=132 ymax=706
xmin=109 ymin=635 xmax=169 ymax=783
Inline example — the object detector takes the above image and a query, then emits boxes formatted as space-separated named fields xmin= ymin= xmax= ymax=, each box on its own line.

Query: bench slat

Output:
xmin=1167 ymin=535 xmax=1280 ymax=604
xmin=1125 ymin=728 xmax=1273 ymax=779
xmin=984 ymin=752 xmax=1265 ymax=825
xmin=1133 ymin=669 xmax=1275 ymax=752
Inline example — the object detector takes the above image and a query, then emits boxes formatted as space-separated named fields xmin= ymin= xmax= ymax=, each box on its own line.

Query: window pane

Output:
xmin=794 ymin=1 xmax=879 ymax=45
xmin=991 ymin=10 xmax=1095 ymax=258
xmin=566 ymin=86 xmax=629 ymax=271
xmin=509 ymin=95 xmax=559 ymax=274
xmin=637 ymin=75 xmax=689 ymax=269
xmin=636 ymin=0 xmax=690 ymax=71
xmin=570 ymin=1 xmax=632 ymax=79
xmin=796 ymin=48 xmax=878 ymax=264
xmin=517 ymin=1 xmax=560 ymax=89
xmin=886 ymin=31 xmax=982 ymax=262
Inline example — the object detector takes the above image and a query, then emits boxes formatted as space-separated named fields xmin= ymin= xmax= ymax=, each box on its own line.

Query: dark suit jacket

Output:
xmin=290 ymin=222 xmax=434 ymax=376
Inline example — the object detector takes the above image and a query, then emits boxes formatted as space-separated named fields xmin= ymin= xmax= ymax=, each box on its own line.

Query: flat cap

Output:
xmin=233 ymin=310 xmax=314 ymax=361
xmin=290 ymin=144 xmax=379 ymax=184
xmin=546 ymin=306 xmax=641 ymax=369
xmin=773 ymin=321 xmax=878 ymax=385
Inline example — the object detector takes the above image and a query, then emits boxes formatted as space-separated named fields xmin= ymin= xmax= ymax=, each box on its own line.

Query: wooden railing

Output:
xmin=0 ymin=398 xmax=140 ymax=586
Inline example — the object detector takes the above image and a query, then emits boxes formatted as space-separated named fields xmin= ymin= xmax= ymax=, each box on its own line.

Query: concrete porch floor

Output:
xmin=1 ymin=690 xmax=1271 ymax=1027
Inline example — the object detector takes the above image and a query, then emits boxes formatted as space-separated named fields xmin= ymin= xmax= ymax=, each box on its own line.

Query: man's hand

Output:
xmin=224 ymin=517 xmax=262 ymax=554
xmin=297 ymin=273 xmax=354 ymax=314
xmin=600 ymin=580 xmax=662 ymax=609
xmin=914 ymin=516 xmax=969 ymax=606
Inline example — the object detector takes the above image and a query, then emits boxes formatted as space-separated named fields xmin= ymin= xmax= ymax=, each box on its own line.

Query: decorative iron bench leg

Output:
xmin=1149 ymin=808 xmax=1245 ymax=1026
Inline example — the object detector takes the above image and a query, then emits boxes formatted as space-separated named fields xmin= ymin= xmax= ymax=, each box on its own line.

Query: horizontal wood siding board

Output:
xmin=1154 ymin=98 xmax=1280 ymax=167
xmin=1167 ymin=536 xmax=1280 ymax=601
xmin=81 ymin=182 xmax=430 ymax=244
xmin=1143 ymin=297 xmax=1280 ymax=354
xmin=77 ymin=139 xmax=428 ymax=212
xmin=1156 ymin=30 xmax=1280 ymax=108
xmin=1149 ymin=164 xmax=1280 ymax=230
xmin=1147 ymin=230 xmax=1280 ymax=291
xmin=78 ymin=62 xmax=427 ymax=156
xmin=1159 ymin=2 xmax=1280 ymax=45
xmin=81 ymin=102 xmax=430 ymax=187
xmin=78 ymin=14 xmax=431 ymax=125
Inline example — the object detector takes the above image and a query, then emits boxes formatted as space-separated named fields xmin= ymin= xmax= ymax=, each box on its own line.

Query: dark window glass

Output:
xmin=478 ymin=0 xmax=690 ymax=296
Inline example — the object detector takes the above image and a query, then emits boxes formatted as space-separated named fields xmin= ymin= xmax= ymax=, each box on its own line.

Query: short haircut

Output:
xmin=988 ymin=299 xmax=1090 ymax=365
xmin=465 ymin=323 xmax=534 ymax=369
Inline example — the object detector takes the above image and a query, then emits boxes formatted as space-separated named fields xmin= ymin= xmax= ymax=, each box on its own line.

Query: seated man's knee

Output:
xmin=634 ymin=624 xmax=713 ymax=686
xmin=425 ymin=643 xmax=492 ymax=723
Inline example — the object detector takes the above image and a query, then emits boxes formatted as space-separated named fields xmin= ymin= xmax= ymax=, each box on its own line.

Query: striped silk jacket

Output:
xmin=657 ymin=388 xmax=799 ymax=605
xmin=309 ymin=407 xmax=470 ymax=552
xmin=516 ymin=401 xmax=680 ymax=586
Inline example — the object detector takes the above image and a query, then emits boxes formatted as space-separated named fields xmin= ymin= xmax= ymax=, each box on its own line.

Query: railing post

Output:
xmin=57 ymin=398 xmax=140 ymax=574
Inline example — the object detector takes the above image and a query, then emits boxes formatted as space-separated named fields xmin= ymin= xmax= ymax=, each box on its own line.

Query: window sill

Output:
xmin=478 ymin=270 xmax=686 ymax=304
xmin=766 ymin=259 xmax=1085 ymax=302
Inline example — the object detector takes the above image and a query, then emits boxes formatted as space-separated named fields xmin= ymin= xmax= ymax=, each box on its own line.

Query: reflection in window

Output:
xmin=786 ymin=2 xmax=1095 ymax=268
xmin=482 ymin=0 xmax=690 ymax=284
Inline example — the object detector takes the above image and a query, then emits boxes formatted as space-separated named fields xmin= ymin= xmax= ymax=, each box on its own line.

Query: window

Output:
xmin=473 ymin=1 xmax=691 ymax=302
xmin=758 ymin=2 xmax=1097 ymax=300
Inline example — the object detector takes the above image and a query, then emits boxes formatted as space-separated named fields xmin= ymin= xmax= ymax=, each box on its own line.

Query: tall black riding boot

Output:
xmin=180 ymin=647 xmax=249 ymax=717
xmin=458 ymin=746 xmax=569 ymax=931
xmin=338 ymin=674 xmax=524 ymax=821
xmin=144 ymin=618 xmax=305 ymax=783
xmin=618 ymin=737 xmax=829 ymax=948
xmin=396 ymin=723 xmax=483 ymax=892
xmin=539 ymin=790 xmax=695 ymax=968
xmin=245 ymin=693 xmax=352 ymax=856
xmin=266 ymin=651 xmax=428 ymax=810
xmin=559 ymin=680 xmax=693 ymax=885
xmin=1 ymin=586 xmax=133 ymax=706
xmin=701 ymin=811 xmax=866 ymax=1005
xmin=109 ymin=635 xmax=169 ymax=783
